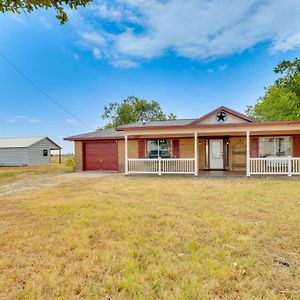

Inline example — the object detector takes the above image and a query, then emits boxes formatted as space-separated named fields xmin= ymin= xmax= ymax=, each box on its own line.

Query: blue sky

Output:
xmin=1 ymin=0 xmax=300 ymax=153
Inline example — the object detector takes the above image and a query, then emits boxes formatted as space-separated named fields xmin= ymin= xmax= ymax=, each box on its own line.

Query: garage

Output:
xmin=83 ymin=141 xmax=118 ymax=171
xmin=0 ymin=136 xmax=62 ymax=166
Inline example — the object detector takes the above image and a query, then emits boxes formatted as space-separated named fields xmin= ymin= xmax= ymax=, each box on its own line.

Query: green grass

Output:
xmin=0 ymin=170 xmax=28 ymax=177
xmin=0 ymin=175 xmax=299 ymax=299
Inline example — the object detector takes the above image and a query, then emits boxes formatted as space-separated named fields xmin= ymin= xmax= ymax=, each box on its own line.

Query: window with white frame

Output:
xmin=145 ymin=139 xmax=172 ymax=158
xmin=259 ymin=137 xmax=291 ymax=158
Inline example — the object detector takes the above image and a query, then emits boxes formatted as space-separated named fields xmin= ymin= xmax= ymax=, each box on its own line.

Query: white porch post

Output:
xmin=158 ymin=157 xmax=162 ymax=176
xmin=125 ymin=134 xmax=128 ymax=175
xmin=246 ymin=130 xmax=250 ymax=177
xmin=288 ymin=156 xmax=292 ymax=177
xmin=194 ymin=132 xmax=198 ymax=176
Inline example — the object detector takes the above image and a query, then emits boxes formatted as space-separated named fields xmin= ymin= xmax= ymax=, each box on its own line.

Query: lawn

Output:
xmin=0 ymin=173 xmax=299 ymax=299
xmin=0 ymin=156 xmax=73 ymax=178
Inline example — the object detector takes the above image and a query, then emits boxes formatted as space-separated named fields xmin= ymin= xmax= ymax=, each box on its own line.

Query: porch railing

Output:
xmin=250 ymin=157 xmax=300 ymax=176
xmin=127 ymin=158 xmax=195 ymax=175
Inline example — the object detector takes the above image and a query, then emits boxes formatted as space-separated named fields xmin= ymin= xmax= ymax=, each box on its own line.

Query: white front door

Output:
xmin=210 ymin=139 xmax=224 ymax=169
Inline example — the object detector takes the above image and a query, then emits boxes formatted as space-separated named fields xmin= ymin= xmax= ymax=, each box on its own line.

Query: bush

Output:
xmin=65 ymin=157 xmax=75 ymax=171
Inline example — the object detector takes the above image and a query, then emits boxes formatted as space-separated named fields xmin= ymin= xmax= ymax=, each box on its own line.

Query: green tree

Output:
xmin=0 ymin=0 xmax=91 ymax=24
xmin=246 ymin=58 xmax=300 ymax=121
xmin=101 ymin=96 xmax=176 ymax=129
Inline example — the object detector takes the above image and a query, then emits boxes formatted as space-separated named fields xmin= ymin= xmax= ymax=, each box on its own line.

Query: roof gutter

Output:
xmin=64 ymin=136 xmax=126 ymax=141
xmin=117 ymin=120 xmax=300 ymax=132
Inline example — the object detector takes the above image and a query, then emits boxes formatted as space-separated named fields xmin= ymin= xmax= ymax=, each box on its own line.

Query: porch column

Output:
xmin=246 ymin=130 xmax=250 ymax=177
xmin=194 ymin=132 xmax=198 ymax=176
xmin=58 ymin=149 xmax=62 ymax=164
xmin=125 ymin=134 xmax=128 ymax=175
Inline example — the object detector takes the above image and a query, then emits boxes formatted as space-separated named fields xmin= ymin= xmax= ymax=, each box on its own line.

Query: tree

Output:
xmin=0 ymin=0 xmax=91 ymax=24
xmin=246 ymin=58 xmax=300 ymax=121
xmin=101 ymin=96 xmax=176 ymax=129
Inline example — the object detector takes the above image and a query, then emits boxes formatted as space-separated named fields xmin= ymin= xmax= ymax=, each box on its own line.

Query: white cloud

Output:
xmin=9 ymin=14 xmax=27 ymax=26
xmin=219 ymin=64 xmax=228 ymax=71
xmin=13 ymin=115 xmax=28 ymax=119
xmin=93 ymin=47 xmax=101 ymax=59
xmin=94 ymin=2 xmax=123 ymax=21
xmin=39 ymin=16 xmax=52 ymax=30
xmin=111 ymin=59 xmax=139 ymax=68
xmin=79 ymin=31 xmax=106 ymax=46
xmin=271 ymin=32 xmax=300 ymax=52
xmin=4 ymin=115 xmax=42 ymax=124
xmin=207 ymin=64 xmax=228 ymax=73
xmin=73 ymin=0 xmax=300 ymax=66
xmin=93 ymin=1 xmax=141 ymax=23
xmin=28 ymin=118 xmax=42 ymax=123
xmin=66 ymin=118 xmax=79 ymax=125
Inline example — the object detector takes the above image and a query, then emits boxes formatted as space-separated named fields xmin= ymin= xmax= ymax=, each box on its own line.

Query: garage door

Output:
xmin=84 ymin=141 xmax=118 ymax=171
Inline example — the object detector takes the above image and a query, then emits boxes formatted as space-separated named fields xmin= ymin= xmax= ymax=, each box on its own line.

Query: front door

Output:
xmin=209 ymin=139 xmax=224 ymax=169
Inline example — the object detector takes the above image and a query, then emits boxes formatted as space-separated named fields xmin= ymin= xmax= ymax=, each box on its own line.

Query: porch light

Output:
xmin=198 ymin=141 xmax=202 ymax=145
xmin=226 ymin=141 xmax=229 ymax=145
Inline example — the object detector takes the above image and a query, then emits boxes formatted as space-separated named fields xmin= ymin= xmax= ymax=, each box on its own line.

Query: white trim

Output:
xmin=249 ymin=156 xmax=300 ymax=175
xmin=288 ymin=155 xmax=292 ymax=176
xmin=122 ymin=123 xmax=300 ymax=136
xmin=127 ymin=158 xmax=195 ymax=174
xmin=194 ymin=133 xmax=198 ymax=176
xmin=246 ymin=130 xmax=250 ymax=177
xmin=125 ymin=135 xmax=128 ymax=175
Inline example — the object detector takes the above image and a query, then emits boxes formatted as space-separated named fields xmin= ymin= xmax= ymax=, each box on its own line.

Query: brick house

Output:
xmin=65 ymin=106 xmax=300 ymax=176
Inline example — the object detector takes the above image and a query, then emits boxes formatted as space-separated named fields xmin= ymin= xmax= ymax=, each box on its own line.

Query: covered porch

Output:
xmin=123 ymin=126 xmax=300 ymax=177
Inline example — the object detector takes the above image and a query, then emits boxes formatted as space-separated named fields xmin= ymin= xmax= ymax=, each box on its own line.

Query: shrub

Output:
xmin=65 ymin=157 xmax=75 ymax=171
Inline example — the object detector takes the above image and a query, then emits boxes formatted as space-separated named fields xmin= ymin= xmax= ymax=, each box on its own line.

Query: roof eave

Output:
xmin=64 ymin=136 xmax=125 ymax=141
xmin=116 ymin=124 xmax=190 ymax=131
xmin=49 ymin=140 xmax=62 ymax=149
xmin=32 ymin=137 xmax=62 ymax=149
xmin=189 ymin=106 xmax=255 ymax=125
xmin=117 ymin=120 xmax=300 ymax=132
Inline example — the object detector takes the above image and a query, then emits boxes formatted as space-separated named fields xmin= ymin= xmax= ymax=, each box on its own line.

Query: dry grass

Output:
xmin=0 ymin=156 xmax=73 ymax=178
xmin=0 ymin=174 xmax=299 ymax=299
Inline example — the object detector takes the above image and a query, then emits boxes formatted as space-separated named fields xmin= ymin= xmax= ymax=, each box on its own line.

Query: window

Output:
xmin=259 ymin=137 xmax=291 ymax=158
xmin=145 ymin=139 xmax=172 ymax=158
xmin=43 ymin=150 xmax=48 ymax=157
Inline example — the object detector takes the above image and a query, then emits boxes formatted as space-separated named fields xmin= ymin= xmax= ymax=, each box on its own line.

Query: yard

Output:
xmin=0 ymin=168 xmax=299 ymax=299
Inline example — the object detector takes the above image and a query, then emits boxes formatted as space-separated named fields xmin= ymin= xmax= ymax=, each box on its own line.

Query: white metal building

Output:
xmin=0 ymin=137 xmax=62 ymax=166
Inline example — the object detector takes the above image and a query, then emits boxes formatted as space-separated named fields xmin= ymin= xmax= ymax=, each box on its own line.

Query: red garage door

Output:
xmin=84 ymin=141 xmax=118 ymax=171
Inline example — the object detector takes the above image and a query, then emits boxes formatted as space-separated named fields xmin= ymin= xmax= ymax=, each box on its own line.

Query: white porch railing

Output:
xmin=250 ymin=157 xmax=300 ymax=176
xmin=127 ymin=158 xmax=195 ymax=175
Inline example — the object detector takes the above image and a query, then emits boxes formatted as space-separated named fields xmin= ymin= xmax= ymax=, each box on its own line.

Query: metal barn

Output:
xmin=0 ymin=137 xmax=62 ymax=166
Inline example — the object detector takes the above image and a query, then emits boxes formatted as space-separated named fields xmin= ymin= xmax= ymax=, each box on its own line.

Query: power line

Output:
xmin=0 ymin=50 xmax=93 ymax=130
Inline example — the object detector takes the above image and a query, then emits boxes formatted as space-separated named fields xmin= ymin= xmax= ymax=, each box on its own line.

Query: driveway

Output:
xmin=0 ymin=171 xmax=114 ymax=197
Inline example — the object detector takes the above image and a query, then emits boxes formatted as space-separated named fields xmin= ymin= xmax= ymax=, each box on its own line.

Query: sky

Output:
xmin=1 ymin=0 xmax=300 ymax=153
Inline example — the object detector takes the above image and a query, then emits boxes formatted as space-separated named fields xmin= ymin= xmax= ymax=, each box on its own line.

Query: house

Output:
xmin=64 ymin=106 xmax=300 ymax=176
xmin=0 ymin=137 xmax=62 ymax=166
